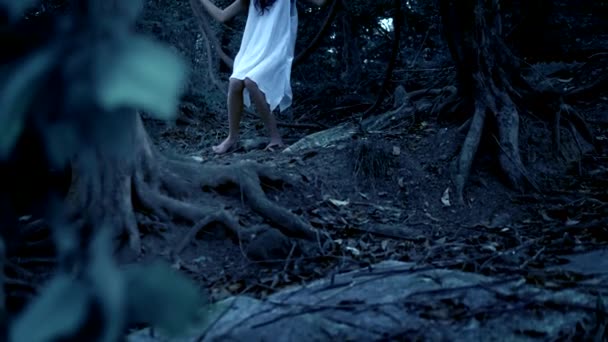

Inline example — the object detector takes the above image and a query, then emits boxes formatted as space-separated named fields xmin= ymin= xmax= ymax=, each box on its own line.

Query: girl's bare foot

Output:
xmin=212 ymin=136 xmax=239 ymax=154
xmin=264 ymin=138 xmax=285 ymax=152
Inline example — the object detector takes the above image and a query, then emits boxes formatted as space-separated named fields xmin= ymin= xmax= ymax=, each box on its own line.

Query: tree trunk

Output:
xmin=438 ymin=0 xmax=596 ymax=203
xmin=438 ymin=0 xmax=532 ymax=202
xmin=340 ymin=8 xmax=362 ymax=84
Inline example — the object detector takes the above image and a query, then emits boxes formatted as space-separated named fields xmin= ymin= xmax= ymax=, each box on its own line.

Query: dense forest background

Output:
xmin=1 ymin=0 xmax=608 ymax=340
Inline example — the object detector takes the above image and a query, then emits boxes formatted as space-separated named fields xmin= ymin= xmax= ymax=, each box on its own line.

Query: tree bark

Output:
xmin=438 ymin=0 xmax=597 ymax=203
xmin=339 ymin=8 xmax=362 ymax=84
xmin=439 ymin=0 xmax=530 ymax=202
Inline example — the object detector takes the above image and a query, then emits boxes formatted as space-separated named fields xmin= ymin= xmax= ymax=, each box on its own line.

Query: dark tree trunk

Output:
xmin=340 ymin=8 xmax=362 ymax=84
xmin=438 ymin=0 xmax=533 ymax=201
xmin=437 ymin=0 xmax=596 ymax=202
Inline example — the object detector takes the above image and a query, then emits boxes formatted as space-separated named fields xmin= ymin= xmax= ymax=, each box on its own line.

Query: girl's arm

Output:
xmin=305 ymin=0 xmax=328 ymax=6
xmin=200 ymin=0 xmax=247 ymax=23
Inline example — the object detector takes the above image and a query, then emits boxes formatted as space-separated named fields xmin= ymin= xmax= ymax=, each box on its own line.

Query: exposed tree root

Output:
xmin=557 ymin=103 xmax=597 ymax=150
xmin=433 ymin=87 xmax=461 ymax=122
xmin=198 ymin=162 xmax=317 ymax=240
xmin=174 ymin=211 xmax=241 ymax=256
xmin=438 ymin=0 xmax=595 ymax=202
xmin=448 ymin=71 xmax=538 ymax=202
xmin=453 ymin=102 xmax=486 ymax=204
xmin=283 ymin=98 xmax=416 ymax=154
xmin=64 ymin=115 xmax=319 ymax=256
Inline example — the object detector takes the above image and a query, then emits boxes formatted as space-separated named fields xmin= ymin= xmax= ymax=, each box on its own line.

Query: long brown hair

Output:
xmin=254 ymin=0 xmax=277 ymax=14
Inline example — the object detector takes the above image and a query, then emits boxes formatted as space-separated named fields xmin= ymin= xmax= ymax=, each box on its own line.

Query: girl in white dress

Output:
xmin=200 ymin=0 xmax=327 ymax=154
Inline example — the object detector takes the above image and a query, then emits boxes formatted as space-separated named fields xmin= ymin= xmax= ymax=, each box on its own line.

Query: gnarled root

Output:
xmin=453 ymin=102 xmax=486 ymax=204
xmin=198 ymin=161 xmax=317 ymax=240
xmin=65 ymin=115 xmax=318 ymax=258
xmin=438 ymin=0 xmax=591 ymax=203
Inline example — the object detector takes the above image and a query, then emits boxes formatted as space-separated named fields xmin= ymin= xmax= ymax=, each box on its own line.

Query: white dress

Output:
xmin=230 ymin=0 xmax=298 ymax=112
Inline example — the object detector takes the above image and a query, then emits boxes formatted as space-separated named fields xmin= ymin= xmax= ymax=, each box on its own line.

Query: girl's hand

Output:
xmin=200 ymin=0 xmax=247 ymax=23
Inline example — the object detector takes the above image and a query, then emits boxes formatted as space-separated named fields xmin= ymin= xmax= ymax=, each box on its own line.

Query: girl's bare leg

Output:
xmin=243 ymin=78 xmax=284 ymax=149
xmin=213 ymin=78 xmax=245 ymax=154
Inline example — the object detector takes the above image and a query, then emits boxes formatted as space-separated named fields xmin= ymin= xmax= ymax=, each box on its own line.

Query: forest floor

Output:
xmin=143 ymin=74 xmax=608 ymax=310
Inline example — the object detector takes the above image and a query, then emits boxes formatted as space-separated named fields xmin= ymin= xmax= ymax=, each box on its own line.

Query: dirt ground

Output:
xmin=141 ymin=76 xmax=608 ymax=306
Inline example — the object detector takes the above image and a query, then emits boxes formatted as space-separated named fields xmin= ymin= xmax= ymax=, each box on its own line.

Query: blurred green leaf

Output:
xmin=124 ymin=261 xmax=204 ymax=336
xmin=43 ymin=122 xmax=80 ymax=167
xmin=0 ymin=238 xmax=5 ymax=318
xmin=10 ymin=275 xmax=88 ymax=342
xmin=96 ymin=35 xmax=187 ymax=120
xmin=114 ymin=1 xmax=145 ymax=24
xmin=0 ymin=48 xmax=56 ymax=160
xmin=0 ymin=0 xmax=40 ymax=20
xmin=87 ymin=228 xmax=126 ymax=342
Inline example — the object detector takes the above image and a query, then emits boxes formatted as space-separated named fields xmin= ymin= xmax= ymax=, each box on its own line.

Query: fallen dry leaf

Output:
xmin=329 ymin=198 xmax=350 ymax=207
xmin=565 ymin=218 xmax=581 ymax=226
xmin=392 ymin=146 xmax=401 ymax=156
xmin=381 ymin=240 xmax=389 ymax=251
xmin=345 ymin=246 xmax=361 ymax=256
xmin=441 ymin=188 xmax=451 ymax=207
